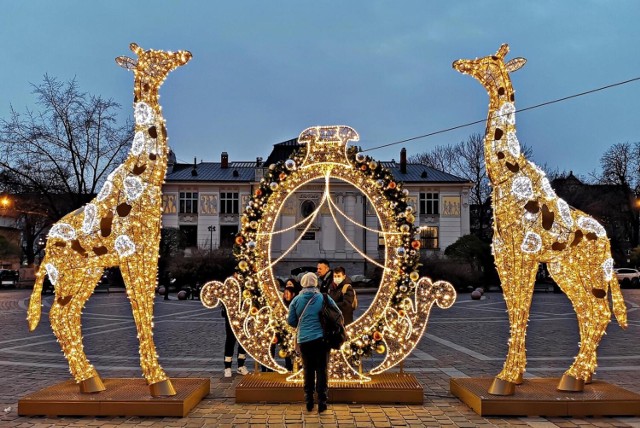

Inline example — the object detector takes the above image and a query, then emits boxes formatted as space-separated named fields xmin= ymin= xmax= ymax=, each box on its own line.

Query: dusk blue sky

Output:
xmin=2 ymin=1 xmax=639 ymax=177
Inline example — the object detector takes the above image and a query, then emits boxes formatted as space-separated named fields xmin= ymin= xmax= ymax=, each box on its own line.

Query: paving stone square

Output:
xmin=0 ymin=287 xmax=639 ymax=427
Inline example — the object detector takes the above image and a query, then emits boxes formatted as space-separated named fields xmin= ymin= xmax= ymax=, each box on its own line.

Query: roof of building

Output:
xmin=380 ymin=162 xmax=470 ymax=183
xmin=263 ymin=138 xmax=302 ymax=166
xmin=166 ymin=138 xmax=471 ymax=184
xmin=166 ymin=162 xmax=256 ymax=182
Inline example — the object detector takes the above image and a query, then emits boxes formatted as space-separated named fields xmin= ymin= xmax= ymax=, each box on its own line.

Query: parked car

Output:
xmin=0 ymin=269 xmax=19 ymax=288
xmin=614 ymin=268 xmax=640 ymax=288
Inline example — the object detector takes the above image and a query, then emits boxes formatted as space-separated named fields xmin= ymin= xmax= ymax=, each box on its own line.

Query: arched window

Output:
xmin=301 ymin=200 xmax=316 ymax=218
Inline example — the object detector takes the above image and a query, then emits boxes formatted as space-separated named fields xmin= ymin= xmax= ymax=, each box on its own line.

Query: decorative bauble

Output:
xmin=360 ymin=165 xmax=368 ymax=171
xmin=376 ymin=344 xmax=386 ymax=354
xmin=355 ymin=152 xmax=366 ymax=163
xmin=255 ymin=189 xmax=263 ymax=197
xmin=368 ymin=160 xmax=378 ymax=170
xmin=249 ymin=221 xmax=258 ymax=229
xmin=396 ymin=247 xmax=406 ymax=256
xmin=272 ymin=336 xmax=278 ymax=344
xmin=400 ymin=224 xmax=410 ymax=233
xmin=247 ymin=241 xmax=256 ymax=249
xmin=373 ymin=331 xmax=383 ymax=341
xmin=269 ymin=164 xmax=276 ymax=170
xmin=406 ymin=205 xmax=414 ymax=214
xmin=269 ymin=182 xmax=278 ymax=191
xmin=411 ymin=240 xmax=421 ymax=250
xmin=285 ymin=159 xmax=296 ymax=170
xmin=376 ymin=179 xmax=385 ymax=188
xmin=406 ymin=213 xmax=415 ymax=223
xmin=409 ymin=271 xmax=420 ymax=282
xmin=402 ymin=189 xmax=409 ymax=196
xmin=361 ymin=335 xmax=369 ymax=343
xmin=398 ymin=309 xmax=406 ymax=317
xmin=250 ymin=306 xmax=259 ymax=315
xmin=278 ymin=348 xmax=287 ymax=358
xmin=279 ymin=172 xmax=287 ymax=181
xmin=399 ymin=285 xmax=407 ymax=293
xmin=238 ymin=261 xmax=249 ymax=271
xmin=388 ymin=181 xmax=397 ymax=189
xmin=242 ymin=289 xmax=252 ymax=299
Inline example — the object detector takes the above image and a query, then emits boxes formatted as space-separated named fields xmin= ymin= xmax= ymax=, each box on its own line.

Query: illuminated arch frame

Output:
xmin=202 ymin=125 xmax=456 ymax=382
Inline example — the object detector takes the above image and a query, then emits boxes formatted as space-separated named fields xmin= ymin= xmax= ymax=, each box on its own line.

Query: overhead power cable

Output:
xmin=360 ymin=76 xmax=640 ymax=153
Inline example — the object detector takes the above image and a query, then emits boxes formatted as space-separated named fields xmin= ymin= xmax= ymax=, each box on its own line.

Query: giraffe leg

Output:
xmin=120 ymin=259 xmax=175 ymax=396
xmin=550 ymin=261 xmax=610 ymax=391
xmin=49 ymin=268 xmax=104 ymax=393
xmin=489 ymin=253 xmax=537 ymax=396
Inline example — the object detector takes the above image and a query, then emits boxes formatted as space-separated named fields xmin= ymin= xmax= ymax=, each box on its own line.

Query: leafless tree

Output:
xmin=0 ymin=75 xmax=132 ymax=263
xmin=0 ymin=75 xmax=132 ymax=219
xmin=599 ymin=142 xmax=638 ymax=189
xmin=597 ymin=141 xmax=640 ymax=247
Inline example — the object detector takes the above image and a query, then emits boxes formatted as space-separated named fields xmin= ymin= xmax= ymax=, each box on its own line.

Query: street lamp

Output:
xmin=0 ymin=195 xmax=10 ymax=210
xmin=207 ymin=225 xmax=216 ymax=252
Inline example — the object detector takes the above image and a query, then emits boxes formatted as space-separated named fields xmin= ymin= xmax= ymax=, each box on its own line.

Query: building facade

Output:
xmin=161 ymin=140 xmax=473 ymax=276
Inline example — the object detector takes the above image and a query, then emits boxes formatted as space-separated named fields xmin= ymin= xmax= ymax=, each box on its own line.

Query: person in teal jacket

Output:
xmin=287 ymin=272 xmax=340 ymax=413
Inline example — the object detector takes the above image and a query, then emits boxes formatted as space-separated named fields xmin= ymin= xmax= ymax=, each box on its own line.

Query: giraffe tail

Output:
xmin=609 ymin=278 xmax=628 ymax=329
xmin=27 ymin=264 xmax=46 ymax=331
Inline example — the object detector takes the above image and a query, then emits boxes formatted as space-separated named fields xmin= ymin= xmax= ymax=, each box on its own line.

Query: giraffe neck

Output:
xmin=483 ymin=73 xmax=520 ymax=186
xmin=124 ymin=84 xmax=169 ymax=191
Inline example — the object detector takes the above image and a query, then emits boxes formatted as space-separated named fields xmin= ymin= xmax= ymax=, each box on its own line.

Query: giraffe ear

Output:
xmin=115 ymin=56 xmax=137 ymax=71
xmin=505 ymin=57 xmax=527 ymax=73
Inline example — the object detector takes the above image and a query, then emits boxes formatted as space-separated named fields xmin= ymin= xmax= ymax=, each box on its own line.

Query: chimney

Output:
xmin=191 ymin=157 xmax=198 ymax=176
xmin=221 ymin=152 xmax=229 ymax=169
xmin=400 ymin=148 xmax=407 ymax=174
xmin=167 ymin=148 xmax=176 ymax=173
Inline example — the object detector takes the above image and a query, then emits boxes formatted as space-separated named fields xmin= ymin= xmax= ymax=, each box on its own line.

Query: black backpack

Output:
xmin=320 ymin=293 xmax=347 ymax=350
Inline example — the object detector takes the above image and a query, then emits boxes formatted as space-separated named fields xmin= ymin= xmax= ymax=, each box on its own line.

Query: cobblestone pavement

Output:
xmin=0 ymin=287 xmax=639 ymax=427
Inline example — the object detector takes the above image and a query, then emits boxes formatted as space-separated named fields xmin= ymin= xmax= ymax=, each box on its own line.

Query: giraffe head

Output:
xmin=116 ymin=43 xmax=192 ymax=99
xmin=453 ymin=44 xmax=526 ymax=101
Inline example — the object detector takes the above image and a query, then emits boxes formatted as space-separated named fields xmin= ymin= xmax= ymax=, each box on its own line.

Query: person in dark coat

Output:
xmin=282 ymin=278 xmax=300 ymax=371
xmin=328 ymin=266 xmax=355 ymax=325
xmin=316 ymin=259 xmax=333 ymax=294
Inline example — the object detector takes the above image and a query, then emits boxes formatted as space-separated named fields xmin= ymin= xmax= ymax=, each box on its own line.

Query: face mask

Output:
xmin=334 ymin=277 xmax=344 ymax=285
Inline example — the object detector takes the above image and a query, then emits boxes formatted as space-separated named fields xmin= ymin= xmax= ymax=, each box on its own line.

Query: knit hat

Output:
xmin=300 ymin=272 xmax=318 ymax=288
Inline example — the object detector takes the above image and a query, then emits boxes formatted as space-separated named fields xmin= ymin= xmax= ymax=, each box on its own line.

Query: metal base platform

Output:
xmin=18 ymin=378 xmax=210 ymax=417
xmin=236 ymin=372 xmax=423 ymax=404
xmin=450 ymin=377 xmax=640 ymax=417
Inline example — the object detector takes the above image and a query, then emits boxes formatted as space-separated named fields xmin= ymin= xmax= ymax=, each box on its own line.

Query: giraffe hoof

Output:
xmin=79 ymin=374 xmax=106 ymax=393
xmin=488 ymin=377 xmax=516 ymax=396
xmin=514 ymin=373 xmax=524 ymax=385
xmin=150 ymin=379 xmax=176 ymax=397
xmin=557 ymin=374 xmax=584 ymax=392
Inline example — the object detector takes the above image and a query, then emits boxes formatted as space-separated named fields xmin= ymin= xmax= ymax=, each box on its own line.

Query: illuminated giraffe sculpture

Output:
xmin=453 ymin=44 xmax=627 ymax=395
xmin=27 ymin=43 xmax=191 ymax=396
